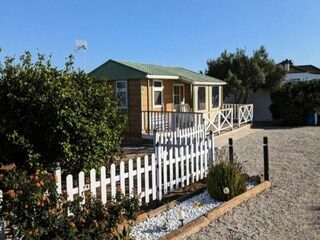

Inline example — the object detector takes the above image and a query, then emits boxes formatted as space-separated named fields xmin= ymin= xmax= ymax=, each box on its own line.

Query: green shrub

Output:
xmin=0 ymin=51 xmax=127 ymax=174
xmin=207 ymin=161 xmax=247 ymax=201
xmin=270 ymin=80 xmax=320 ymax=123
xmin=0 ymin=169 xmax=140 ymax=239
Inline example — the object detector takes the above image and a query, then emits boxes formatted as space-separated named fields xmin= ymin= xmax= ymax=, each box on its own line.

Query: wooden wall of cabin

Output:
xmin=141 ymin=79 xmax=191 ymax=112
xmin=127 ymin=80 xmax=142 ymax=138
xmin=108 ymin=79 xmax=142 ymax=139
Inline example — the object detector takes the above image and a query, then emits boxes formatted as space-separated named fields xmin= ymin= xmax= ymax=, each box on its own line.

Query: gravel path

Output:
xmin=188 ymin=126 xmax=320 ymax=240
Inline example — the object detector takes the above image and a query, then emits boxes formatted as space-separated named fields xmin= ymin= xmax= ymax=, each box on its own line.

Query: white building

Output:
xmin=280 ymin=59 xmax=320 ymax=81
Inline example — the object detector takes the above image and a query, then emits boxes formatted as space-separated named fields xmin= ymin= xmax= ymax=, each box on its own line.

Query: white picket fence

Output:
xmin=154 ymin=132 xmax=214 ymax=200
xmin=54 ymin=130 xmax=214 ymax=205
xmin=54 ymin=155 xmax=157 ymax=204
xmin=0 ymin=191 xmax=4 ymax=240
xmin=0 ymin=129 xmax=214 ymax=239
xmin=153 ymin=124 xmax=206 ymax=150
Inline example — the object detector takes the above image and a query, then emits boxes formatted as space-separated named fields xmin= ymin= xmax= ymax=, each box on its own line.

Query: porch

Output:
xmin=141 ymin=103 xmax=253 ymax=139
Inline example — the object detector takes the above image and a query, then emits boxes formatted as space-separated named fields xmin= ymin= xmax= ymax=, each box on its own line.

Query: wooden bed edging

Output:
xmin=159 ymin=181 xmax=271 ymax=240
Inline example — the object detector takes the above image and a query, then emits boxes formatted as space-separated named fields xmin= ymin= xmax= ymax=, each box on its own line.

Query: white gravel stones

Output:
xmin=131 ymin=191 xmax=222 ymax=240
xmin=131 ymin=182 xmax=257 ymax=240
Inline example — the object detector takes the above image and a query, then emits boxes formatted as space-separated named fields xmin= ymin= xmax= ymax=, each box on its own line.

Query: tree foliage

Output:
xmin=0 ymin=51 xmax=126 ymax=173
xmin=206 ymin=46 xmax=286 ymax=103
xmin=270 ymin=80 xmax=320 ymax=122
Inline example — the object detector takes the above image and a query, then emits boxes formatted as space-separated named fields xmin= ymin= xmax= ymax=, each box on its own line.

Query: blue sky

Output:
xmin=1 ymin=0 xmax=320 ymax=73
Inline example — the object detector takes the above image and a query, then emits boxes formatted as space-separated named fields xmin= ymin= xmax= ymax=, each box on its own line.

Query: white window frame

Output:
xmin=211 ymin=86 xmax=220 ymax=109
xmin=115 ymin=80 xmax=128 ymax=109
xmin=153 ymin=80 xmax=164 ymax=107
xmin=197 ymin=86 xmax=207 ymax=111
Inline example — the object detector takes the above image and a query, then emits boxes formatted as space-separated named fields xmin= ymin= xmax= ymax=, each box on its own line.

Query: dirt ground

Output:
xmin=188 ymin=126 xmax=320 ymax=240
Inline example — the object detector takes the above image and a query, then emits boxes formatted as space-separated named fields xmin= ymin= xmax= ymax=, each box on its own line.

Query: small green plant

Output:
xmin=193 ymin=200 xmax=204 ymax=207
xmin=207 ymin=161 xmax=247 ymax=201
xmin=0 ymin=169 xmax=140 ymax=239
xmin=115 ymin=226 xmax=133 ymax=240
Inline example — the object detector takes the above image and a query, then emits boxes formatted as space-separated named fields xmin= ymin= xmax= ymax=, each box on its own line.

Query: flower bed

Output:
xmin=131 ymin=182 xmax=257 ymax=240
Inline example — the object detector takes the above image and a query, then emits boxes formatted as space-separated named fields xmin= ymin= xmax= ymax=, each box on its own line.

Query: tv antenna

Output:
xmin=74 ymin=40 xmax=87 ymax=71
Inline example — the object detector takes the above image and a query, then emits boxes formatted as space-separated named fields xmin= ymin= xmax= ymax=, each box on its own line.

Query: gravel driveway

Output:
xmin=188 ymin=126 xmax=320 ymax=240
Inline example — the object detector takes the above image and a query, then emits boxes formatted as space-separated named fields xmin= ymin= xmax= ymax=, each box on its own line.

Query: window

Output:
xmin=197 ymin=87 xmax=206 ymax=110
xmin=116 ymin=81 xmax=127 ymax=108
xmin=153 ymin=80 xmax=163 ymax=107
xmin=212 ymin=86 xmax=220 ymax=108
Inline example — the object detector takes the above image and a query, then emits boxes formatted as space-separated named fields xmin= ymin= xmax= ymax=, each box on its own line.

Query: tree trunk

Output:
xmin=236 ymin=91 xmax=243 ymax=104
xmin=243 ymin=93 xmax=248 ymax=104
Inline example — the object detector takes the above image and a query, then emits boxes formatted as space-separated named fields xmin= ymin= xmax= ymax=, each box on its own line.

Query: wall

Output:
xmin=162 ymin=80 xmax=173 ymax=111
xmin=285 ymin=73 xmax=320 ymax=81
xmin=108 ymin=79 xmax=142 ymax=139
xmin=225 ymin=89 xmax=273 ymax=121
xmin=127 ymin=80 xmax=142 ymax=137
xmin=141 ymin=79 xmax=148 ymax=112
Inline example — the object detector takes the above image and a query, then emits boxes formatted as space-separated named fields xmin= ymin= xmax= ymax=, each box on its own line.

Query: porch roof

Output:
xmin=90 ymin=59 xmax=226 ymax=85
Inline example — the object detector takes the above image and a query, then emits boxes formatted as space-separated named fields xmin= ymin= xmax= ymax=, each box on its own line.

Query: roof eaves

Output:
xmin=194 ymin=81 xmax=227 ymax=86
xmin=146 ymin=74 xmax=180 ymax=80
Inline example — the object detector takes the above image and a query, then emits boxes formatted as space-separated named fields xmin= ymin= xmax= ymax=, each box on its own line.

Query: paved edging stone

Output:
xmin=159 ymin=181 xmax=271 ymax=240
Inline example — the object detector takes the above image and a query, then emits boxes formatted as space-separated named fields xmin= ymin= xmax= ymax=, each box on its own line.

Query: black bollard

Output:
xmin=263 ymin=137 xmax=269 ymax=181
xmin=229 ymin=138 xmax=234 ymax=163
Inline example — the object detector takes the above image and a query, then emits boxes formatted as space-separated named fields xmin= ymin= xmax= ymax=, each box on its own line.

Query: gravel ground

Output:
xmin=188 ymin=126 xmax=320 ymax=240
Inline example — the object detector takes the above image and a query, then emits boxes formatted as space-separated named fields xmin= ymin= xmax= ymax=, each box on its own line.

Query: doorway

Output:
xmin=173 ymin=84 xmax=185 ymax=111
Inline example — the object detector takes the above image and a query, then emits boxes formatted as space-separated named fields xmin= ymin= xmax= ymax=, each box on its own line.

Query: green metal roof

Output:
xmin=90 ymin=59 xmax=225 ymax=84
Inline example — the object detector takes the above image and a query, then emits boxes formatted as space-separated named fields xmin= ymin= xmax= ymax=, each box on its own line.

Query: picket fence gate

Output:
xmin=154 ymin=130 xmax=214 ymax=200
xmin=54 ymin=128 xmax=214 ymax=205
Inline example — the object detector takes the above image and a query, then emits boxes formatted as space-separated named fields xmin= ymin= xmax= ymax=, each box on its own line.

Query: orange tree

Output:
xmin=0 ymin=50 xmax=126 ymax=173
xmin=0 ymin=169 xmax=140 ymax=239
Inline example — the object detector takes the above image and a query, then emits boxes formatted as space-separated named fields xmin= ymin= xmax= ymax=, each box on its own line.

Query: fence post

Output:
xmin=155 ymin=141 xmax=162 ymax=201
xmin=0 ymin=188 xmax=4 ymax=240
xmin=153 ymin=129 xmax=157 ymax=153
xmin=218 ymin=112 xmax=221 ymax=135
xmin=209 ymin=130 xmax=215 ymax=168
xmin=0 ymin=219 xmax=4 ymax=240
xmin=54 ymin=162 xmax=62 ymax=194
xmin=229 ymin=138 xmax=234 ymax=163
xmin=172 ymin=111 xmax=176 ymax=131
xmin=238 ymin=106 xmax=241 ymax=128
xmin=230 ymin=108 xmax=234 ymax=130
xmin=263 ymin=137 xmax=269 ymax=181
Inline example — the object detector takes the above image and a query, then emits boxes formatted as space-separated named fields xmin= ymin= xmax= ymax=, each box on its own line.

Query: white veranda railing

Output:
xmin=222 ymin=103 xmax=253 ymax=127
xmin=238 ymin=104 xmax=253 ymax=126
xmin=141 ymin=111 xmax=203 ymax=135
xmin=203 ymin=108 xmax=234 ymax=135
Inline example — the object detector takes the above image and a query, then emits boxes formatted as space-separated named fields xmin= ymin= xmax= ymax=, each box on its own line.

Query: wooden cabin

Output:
xmin=91 ymin=60 xmax=253 ymax=140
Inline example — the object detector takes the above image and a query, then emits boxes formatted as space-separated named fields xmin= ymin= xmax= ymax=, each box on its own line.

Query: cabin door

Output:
xmin=173 ymin=84 xmax=185 ymax=111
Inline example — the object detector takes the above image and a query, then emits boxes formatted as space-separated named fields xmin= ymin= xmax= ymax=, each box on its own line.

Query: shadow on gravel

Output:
xmin=251 ymin=121 xmax=307 ymax=130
